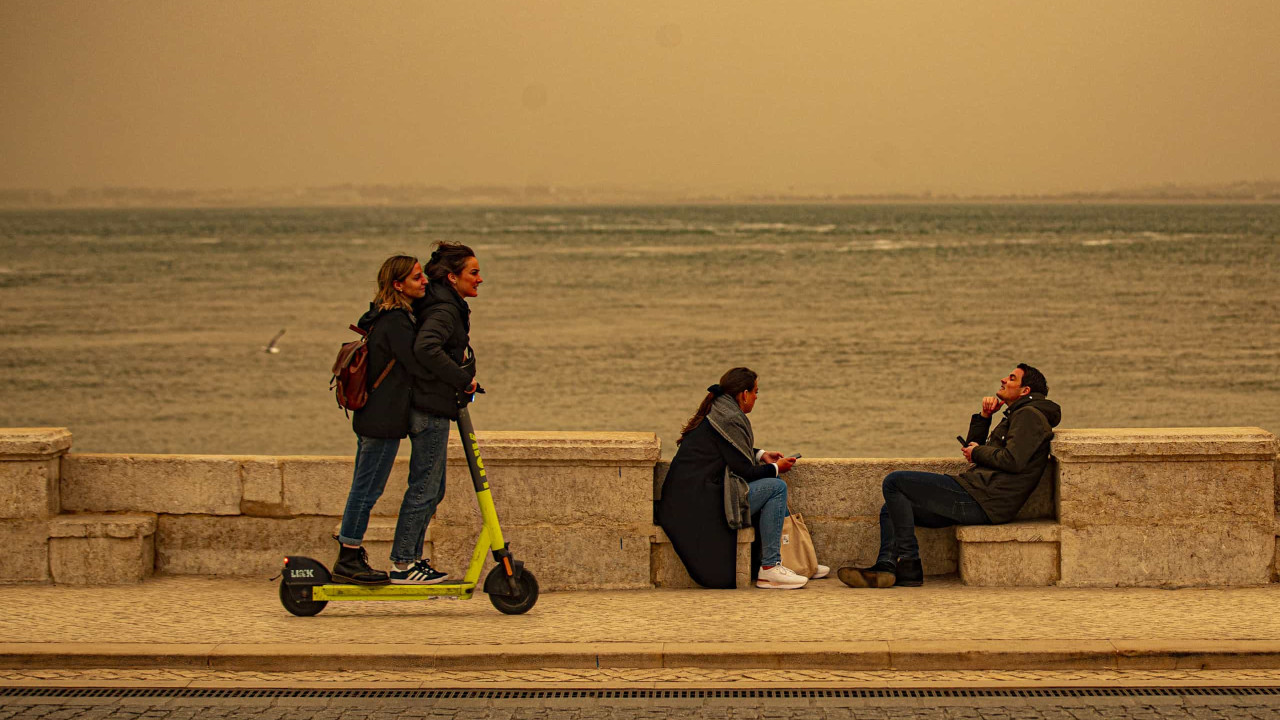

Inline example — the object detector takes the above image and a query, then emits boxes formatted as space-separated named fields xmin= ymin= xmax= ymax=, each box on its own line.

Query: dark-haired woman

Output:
xmin=657 ymin=368 xmax=827 ymax=589
xmin=383 ymin=242 xmax=483 ymax=584
xmin=334 ymin=255 xmax=431 ymax=585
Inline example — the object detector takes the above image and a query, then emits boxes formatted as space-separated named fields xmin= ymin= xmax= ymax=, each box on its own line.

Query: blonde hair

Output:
xmin=373 ymin=255 xmax=419 ymax=313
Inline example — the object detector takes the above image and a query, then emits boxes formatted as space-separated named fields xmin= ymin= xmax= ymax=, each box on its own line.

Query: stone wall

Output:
xmin=1 ymin=426 xmax=1277 ymax=589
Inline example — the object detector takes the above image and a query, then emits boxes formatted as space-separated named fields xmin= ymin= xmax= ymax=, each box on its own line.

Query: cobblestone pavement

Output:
xmin=2 ymin=576 xmax=1279 ymax=646
xmin=4 ymin=695 xmax=1280 ymax=719
xmin=9 ymin=669 xmax=1280 ymax=687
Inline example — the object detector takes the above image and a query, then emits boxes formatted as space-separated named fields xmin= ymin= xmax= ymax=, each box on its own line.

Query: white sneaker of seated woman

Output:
xmin=811 ymin=564 xmax=830 ymax=579
xmin=756 ymin=564 xmax=808 ymax=589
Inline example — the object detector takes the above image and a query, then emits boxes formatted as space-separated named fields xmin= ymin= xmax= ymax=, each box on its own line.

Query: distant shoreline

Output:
xmin=2 ymin=196 xmax=1279 ymax=211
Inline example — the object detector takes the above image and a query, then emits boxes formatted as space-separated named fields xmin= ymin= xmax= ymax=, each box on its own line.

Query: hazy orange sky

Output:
xmin=2 ymin=1 xmax=1278 ymax=195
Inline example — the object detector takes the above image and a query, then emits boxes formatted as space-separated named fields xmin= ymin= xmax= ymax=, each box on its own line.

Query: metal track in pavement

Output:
xmin=4 ymin=687 xmax=1280 ymax=700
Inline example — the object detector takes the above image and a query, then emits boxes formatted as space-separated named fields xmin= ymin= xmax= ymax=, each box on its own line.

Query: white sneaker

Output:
xmin=811 ymin=564 xmax=830 ymax=579
xmin=756 ymin=564 xmax=808 ymax=589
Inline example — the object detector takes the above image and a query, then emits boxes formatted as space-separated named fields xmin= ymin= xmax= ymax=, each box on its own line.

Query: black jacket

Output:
xmin=955 ymin=393 xmax=1062 ymax=524
xmin=411 ymin=281 xmax=475 ymax=420
xmin=351 ymin=305 xmax=429 ymax=439
xmin=656 ymin=419 xmax=777 ymax=589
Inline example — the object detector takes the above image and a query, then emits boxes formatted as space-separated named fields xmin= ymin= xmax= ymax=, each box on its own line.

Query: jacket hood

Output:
xmin=1007 ymin=393 xmax=1061 ymax=427
xmin=356 ymin=302 xmax=381 ymax=331
xmin=356 ymin=302 xmax=413 ymax=331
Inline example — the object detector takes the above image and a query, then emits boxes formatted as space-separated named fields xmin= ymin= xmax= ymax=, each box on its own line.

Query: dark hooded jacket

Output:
xmin=411 ymin=281 xmax=475 ymax=420
xmin=351 ymin=304 xmax=429 ymax=439
xmin=955 ymin=393 xmax=1062 ymax=524
xmin=657 ymin=417 xmax=777 ymax=589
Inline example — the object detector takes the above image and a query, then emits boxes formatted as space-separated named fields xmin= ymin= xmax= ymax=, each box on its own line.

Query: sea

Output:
xmin=1 ymin=203 xmax=1277 ymax=460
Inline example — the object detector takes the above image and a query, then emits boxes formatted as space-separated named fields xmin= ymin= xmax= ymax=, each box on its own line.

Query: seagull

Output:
xmin=263 ymin=329 xmax=285 ymax=354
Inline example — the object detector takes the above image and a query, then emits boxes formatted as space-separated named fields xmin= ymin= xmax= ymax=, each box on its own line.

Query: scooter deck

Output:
xmin=312 ymin=582 xmax=477 ymax=601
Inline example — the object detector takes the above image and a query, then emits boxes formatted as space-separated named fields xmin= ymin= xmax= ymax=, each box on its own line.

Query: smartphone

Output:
xmin=956 ymin=436 xmax=968 ymax=447
xmin=786 ymin=453 xmax=802 ymax=460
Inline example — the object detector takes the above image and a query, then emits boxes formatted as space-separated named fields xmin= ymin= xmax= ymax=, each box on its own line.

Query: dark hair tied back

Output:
xmin=678 ymin=367 xmax=758 ymax=445
xmin=425 ymin=242 xmax=475 ymax=285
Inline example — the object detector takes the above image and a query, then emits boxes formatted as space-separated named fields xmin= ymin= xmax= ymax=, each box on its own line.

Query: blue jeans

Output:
xmin=878 ymin=470 xmax=990 ymax=565
xmin=748 ymin=476 xmax=789 ymax=567
xmin=337 ymin=435 xmax=400 ymax=546
xmin=336 ymin=410 xmax=451 ymax=565
xmin=390 ymin=410 xmax=450 ymax=564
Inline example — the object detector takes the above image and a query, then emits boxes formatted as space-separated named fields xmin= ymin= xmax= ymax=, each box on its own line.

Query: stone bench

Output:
xmin=651 ymin=527 xmax=756 ymax=589
xmin=48 ymin=513 xmax=156 ymax=584
xmin=956 ymin=520 xmax=1061 ymax=586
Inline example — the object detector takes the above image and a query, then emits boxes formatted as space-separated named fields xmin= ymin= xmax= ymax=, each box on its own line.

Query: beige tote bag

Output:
xmin=779 ymin=506 xmax=818 ymax=578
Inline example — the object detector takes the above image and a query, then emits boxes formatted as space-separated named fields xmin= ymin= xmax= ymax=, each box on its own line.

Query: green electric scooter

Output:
xmin=278 ymin=389 xmax=539 ymax=615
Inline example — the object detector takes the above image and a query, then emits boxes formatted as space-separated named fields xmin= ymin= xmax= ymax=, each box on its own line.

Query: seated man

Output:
xmin=839 ymin=364 xmax=1061 ymax=588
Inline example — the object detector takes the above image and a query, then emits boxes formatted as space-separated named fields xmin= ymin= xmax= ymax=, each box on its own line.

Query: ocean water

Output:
xmin=1 ymin=204 xmax=1277 ymax=459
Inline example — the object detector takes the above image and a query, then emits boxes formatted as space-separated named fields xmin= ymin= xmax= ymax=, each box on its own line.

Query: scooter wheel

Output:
xmin=279 ymin=578 xmax=328 ymax=617
xmin=486 ymin=568 xmax=539 ymax=615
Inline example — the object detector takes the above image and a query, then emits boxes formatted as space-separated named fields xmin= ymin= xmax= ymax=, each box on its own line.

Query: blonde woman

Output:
xmin=333 ymin=255 xmax=429 ymax=585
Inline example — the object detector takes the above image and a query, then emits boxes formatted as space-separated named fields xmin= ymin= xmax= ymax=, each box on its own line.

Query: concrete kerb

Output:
xmin=7 ymin=640 xmax=1280 ymax=672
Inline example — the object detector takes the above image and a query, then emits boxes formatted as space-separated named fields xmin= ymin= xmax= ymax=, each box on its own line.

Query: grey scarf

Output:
xmin=705 ymin=394 xmax=757 ymax=529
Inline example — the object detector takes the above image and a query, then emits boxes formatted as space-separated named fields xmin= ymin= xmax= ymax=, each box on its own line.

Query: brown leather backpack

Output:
xmin=330 ymin=325 xmax=395 ymax=416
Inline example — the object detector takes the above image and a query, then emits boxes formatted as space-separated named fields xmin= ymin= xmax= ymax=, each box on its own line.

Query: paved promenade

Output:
xmin=3 ymin=575 xmax=1280 ymax=676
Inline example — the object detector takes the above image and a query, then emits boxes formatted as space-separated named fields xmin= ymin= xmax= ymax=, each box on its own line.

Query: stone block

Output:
xmin=1058 ymin=523 xmax=1273 ymax=587
xmin=433 ymin=464 xmax=654 ymax=528
xmin=447 ymin=431 xmax=661 ymax=466
xmin=429 ymin=524 xmax=653 ymax=591
xmin=785 ymin=459 xmax=969 ymax=518
xmin=61 ymin=454 xmax=241 ymax=515
xmin=0 ymin=458 xmax=60 ymax=519
xmin=1053 ymin=427 xmax=1279 ymax=462
xmin=0 ymin=428 xmax=72 ymax=459
xmin=650 ymin=527 xmax=754 ymax=589
xmin=48 ymin=513 xmax=156 ymax=585
xmin=0 ymin=520 xmax=50 ymax=582
xmin=959 ymin=541 xmax=1060 ymax=586
xmin=955 ymin=520 xmax=1061 ymax=543
xmin=279 ymin=456 xmax=361 ymax=517
xmin=156 ymin=515 xmax=337 ymax=576
xmin=239 ymin=457 xmax=286 ymax=517
xmin=805 ymin=518 xmax=957 ymax=576
xmin=331 ymin=518 xmax=433 ymax=567
xmin=1058 ymin=459 xmax=1273 ymax=527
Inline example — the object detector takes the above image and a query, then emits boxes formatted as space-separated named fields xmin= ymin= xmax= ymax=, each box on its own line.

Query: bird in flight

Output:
xmin=263 ymin=329 xmax=285 ymax=354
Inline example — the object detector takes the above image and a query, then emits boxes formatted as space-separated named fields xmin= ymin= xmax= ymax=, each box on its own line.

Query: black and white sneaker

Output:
xmin=389 ymin=559 xmax=448 ymax=585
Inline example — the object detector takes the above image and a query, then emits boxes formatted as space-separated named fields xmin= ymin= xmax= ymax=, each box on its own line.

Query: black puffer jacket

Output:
xmin=955 ymin=393 xmax=1062 ymax=524
xmin=411 ymin=281 xmax=475 ymax=420
xmin=351 ymin=305 xmax=428 ymax=439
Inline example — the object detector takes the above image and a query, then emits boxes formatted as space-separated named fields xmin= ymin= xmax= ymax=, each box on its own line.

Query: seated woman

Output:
xmin=657 ymin=367 xmax=828 ymax=589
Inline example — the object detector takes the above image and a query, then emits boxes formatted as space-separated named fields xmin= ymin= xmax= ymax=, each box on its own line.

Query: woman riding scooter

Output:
xmin=333 ymin=255 xmax=432 ymax=585
xmin=384 ymin=242 xmax=483 ymax=584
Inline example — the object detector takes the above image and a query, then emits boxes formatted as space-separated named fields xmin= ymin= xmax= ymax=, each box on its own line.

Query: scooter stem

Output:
xmin=456 ymin=405 xmax=507 ymax=553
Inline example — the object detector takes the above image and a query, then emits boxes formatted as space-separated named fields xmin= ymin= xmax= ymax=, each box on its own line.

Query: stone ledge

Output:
xmin=1054 ymin=427 xmax=1278 ymax=462
xmin=956 ymin=520 xmax=1061 ymax=543
xmin=0 ymin=428 xmax=72 ymax=460
xmin=446 ymin=431 xmax=661 ymax=465
xmin=49 ymin=513 xmax=156 ymax=539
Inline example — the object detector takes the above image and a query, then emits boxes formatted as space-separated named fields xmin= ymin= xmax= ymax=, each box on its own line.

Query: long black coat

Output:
xmin=656 ymin=419 xmax=776 ymax=589
xmin=351 ymin=305 xmax=428 ymax=439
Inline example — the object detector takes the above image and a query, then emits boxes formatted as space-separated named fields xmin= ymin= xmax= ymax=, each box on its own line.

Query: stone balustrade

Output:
xmin=0 ymin=426 xmax=1275 ymax=590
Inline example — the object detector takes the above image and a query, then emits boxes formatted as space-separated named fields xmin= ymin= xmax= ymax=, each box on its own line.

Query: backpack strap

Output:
xmin=371 ymin=359 xmax=396 ymax=391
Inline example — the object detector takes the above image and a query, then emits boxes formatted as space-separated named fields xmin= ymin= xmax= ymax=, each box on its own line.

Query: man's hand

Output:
xmin=467 ymin=379 xmax=479 ymax=394
xmin=776 ymin=456 xmax=797 ymax=474
xmin=761 ymin=451 xmax=784 ymax=464
xmin=962 ymin=442 xmax=979 ymax=462
xmin=980 ymin=396 xmax=1004 ymax=418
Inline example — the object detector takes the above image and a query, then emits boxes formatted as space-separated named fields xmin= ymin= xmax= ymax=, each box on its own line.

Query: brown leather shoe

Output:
xmin=837 ymin=562 xmax=896 ymax=589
